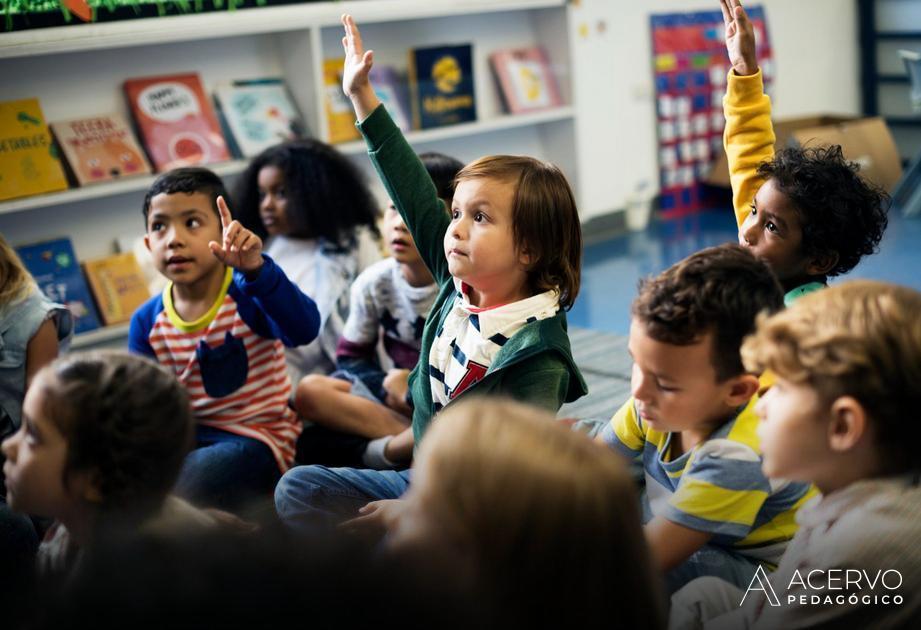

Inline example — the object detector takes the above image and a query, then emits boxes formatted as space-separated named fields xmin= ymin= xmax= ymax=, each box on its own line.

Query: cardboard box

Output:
xmin=708 ymin=115 xmax=903 ymax=192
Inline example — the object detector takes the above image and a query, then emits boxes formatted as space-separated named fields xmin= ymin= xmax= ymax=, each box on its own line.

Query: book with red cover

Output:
xmin=51 ymin=113 xmax=152 ymax=186
xmin=124 ymin=73 xmax=230 ymax=171
xmin=490 ymin=47 xmax=562 ymax=114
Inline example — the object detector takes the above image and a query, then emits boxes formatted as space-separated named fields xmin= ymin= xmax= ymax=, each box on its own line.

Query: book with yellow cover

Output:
xmin=82 ymin=252 xmax=151 ymax=326
xmin=323 ymin=58 xmax=360 ymax=143
xmin=0 ymin=98 xmax=69 ymax=201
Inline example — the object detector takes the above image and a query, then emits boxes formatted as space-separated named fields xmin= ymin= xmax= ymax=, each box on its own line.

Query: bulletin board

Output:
xmin=651 ymin=7 xmax=773 ymax=216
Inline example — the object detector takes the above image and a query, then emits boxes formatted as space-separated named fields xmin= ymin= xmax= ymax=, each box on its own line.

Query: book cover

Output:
xmin=124 ymin=73 xmax=230 ymax=171
xmin=50 ymin=113 xmax=152 ymax=186
xmin=323 ymin=58 xmax=361 ymax=143
xmin=213 ymin=78 xmax=307 ymax=158
xmin=490 ymin=47 xmax=563 ymax=114
xmin=0 ymin=98 xmax=69 ymax=202
xmin=82 ymin=252 xmax=151 ymax=326
xmin=370 ymin=66 xmax=412 ymax=132
xmin=16 ymin=238 xmax=101 ymax=335
xmin=408 ymin=44 xmax=476 ymax=130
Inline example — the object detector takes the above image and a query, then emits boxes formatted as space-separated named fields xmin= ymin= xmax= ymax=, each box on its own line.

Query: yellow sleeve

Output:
xmin=724 ymin=69 xmax=775 ymax=228
xmin=599 ymin=398 xmax=647 ymax=457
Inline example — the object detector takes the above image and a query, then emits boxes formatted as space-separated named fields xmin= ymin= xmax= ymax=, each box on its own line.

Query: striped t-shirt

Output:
xmin=129 ymin=258 xmax=320 ymax=471
xmin=600 ymin=396 xmax=816 ymax=566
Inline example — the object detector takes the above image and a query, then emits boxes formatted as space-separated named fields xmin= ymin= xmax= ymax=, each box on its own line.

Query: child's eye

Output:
xmin=765 ymin=221 xmax=778 ymax=234
xmin=151 ymin=221 xmax=164 ymax=232
xmin=187 ymin=218 xmax=202 ymax=228
xmin=474 ymin=212 xmax=486 ymax=223
xmin=275 ymin=188 xmax=286 ymax=199
xmin=657 ymin=381 xmax=678 ymax=393
xmin=451 ymin=209 xmax=460 ymax=220
xmin=750 ymin=203 xmax=757 ymax=216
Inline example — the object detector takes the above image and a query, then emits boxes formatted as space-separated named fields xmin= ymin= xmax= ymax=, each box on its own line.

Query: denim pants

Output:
xmin=666 ymin=545 xmax=762 ymax=595
xmin=275 ymin=465 xmax=411 ymax=530
xmin=176 ymin=425 xmax=280 ymax=512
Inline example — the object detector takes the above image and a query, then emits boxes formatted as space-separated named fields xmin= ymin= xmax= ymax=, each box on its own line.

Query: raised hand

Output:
xmin=720 ymin=0 xmax=758 ymax=76
xmin=209 ymin=195 xmax=264 ymax=276
xmin=340 ymin=13 xmax=381 ymax=121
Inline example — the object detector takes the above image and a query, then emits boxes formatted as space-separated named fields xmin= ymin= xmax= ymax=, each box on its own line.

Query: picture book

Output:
xmin=370 ymin=65 xmax=412 ymax=132
xmin=82 ymin=252 xmax=151 ymax=326
xmin=213 ymin=78 xmax=307 ymax=158
xmin=0 ymin=98 xmax=68 ymax=201
xmin=408 ymin=44 xmax=476 ymax=130
xmin=124 ymin=73 xmax=230 ymax=171
xmin=50 ymin=113 xmax=152 ymax=186
xmin=323 ymin=58 xmax=360 ymax=143
xmin=16 ymin=238 xmax=101 ymax=335
xmin=490 ymin=47 xmax=563 ymax=114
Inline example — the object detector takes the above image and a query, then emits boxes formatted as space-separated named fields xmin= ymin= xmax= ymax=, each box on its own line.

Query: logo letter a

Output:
xmin=740 ymin=565 xmax=781 ymax=607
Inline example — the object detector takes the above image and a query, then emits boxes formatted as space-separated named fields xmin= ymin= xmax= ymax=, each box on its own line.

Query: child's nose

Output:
xmin=742 ymin=219 xmax=759 ymax=246
xmin=1 ymin=432 xmax=18 ymax=461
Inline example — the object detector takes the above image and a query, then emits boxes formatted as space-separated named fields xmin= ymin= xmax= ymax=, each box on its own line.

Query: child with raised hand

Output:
xmin=1 ymin=352 xmax=218 ymax=577
xmin=294 ymin=152 xmax=463 ymax=465
xmin=233 ymin=140 xmax=381 ymax=381
xmin=720 ymin=0 xmax=888 ymax=305
xmin=129 ymin=167 xmax=320 ymax=513
xmin=671 ymin=281 xmax=921 ymax=629
xmin=595 ymin=244 xmax=815 ymax=594
xmin=274 ymin=15 xmax=587 ymax=528
xmin=384 ymin=397 xmax=666 ymax=629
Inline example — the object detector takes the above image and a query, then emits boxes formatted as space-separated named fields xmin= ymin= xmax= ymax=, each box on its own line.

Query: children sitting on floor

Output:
xmin=719 ymin=0 xmax=889 ymax=305
xmin=670 ymin=280 xmax=921 ymax=629
xmin=293 ymin=152 xmax=464 ymax=469
xmin=596 ymin=243 xmax=815 ymax=594
xmin=273 ymin=14 xmax=587 ymax=530
xmin=129 ymin=167 xmax=320 ymax=513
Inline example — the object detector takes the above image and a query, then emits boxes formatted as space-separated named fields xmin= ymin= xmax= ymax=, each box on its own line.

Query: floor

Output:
xmin=569 ymin=205 xmax=921 ymax=335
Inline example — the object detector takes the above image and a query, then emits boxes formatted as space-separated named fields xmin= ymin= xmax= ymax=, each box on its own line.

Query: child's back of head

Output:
xmin=0 ymin=233 xmax=34 ymax=307
xmin=455 ymin=155 xmax=582 ymax=309
xmin=393 ymin=397 xmax=665 ymax=629
xmin=633 ymin=242 xmax=784 ymax=381
xmin=418 ymin=151 xmax=464 ymax=205
xmin=743 ymin=280 xmax=921 ymax=477
xmin=232 ymin=139 xmax=380 ymax=245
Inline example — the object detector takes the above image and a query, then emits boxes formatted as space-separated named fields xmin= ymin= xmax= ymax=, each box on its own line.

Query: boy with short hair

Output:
xmin=596 ymin=243 xmax=815 ymax=594
xmin=129 ymin=167 xmax=320 ymax=512
xmin=670 ymin=280 xmax=921 ymax=629
xmin=720 ymin=0 xmax=889 ymax=305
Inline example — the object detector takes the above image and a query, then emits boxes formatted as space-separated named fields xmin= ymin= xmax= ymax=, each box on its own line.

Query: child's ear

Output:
xmin=827 ymin=396 xmax=869 ymax=453
xmin=143 ymin=234 xmax=151 ymax=252
xmin=724 ymin=373 xmax=760 ymax=407
xmin=518 ymin=248 xmax=534 ymax=269
xmin=68 ymin=469 xmax=104 ymax=505
xmin=806 ymin=250 xmax=839 ymax=276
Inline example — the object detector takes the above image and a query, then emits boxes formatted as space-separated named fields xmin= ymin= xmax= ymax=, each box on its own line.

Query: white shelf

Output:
xmin=335 ymin=106 xmax=575 ymax=154
xmin=0 ymin=159 xmax=249 ymax=216
xmin=71 ymin=323 xmax=130 ymax=349
xmin=0 ymin=0 xmax=565 ymax=59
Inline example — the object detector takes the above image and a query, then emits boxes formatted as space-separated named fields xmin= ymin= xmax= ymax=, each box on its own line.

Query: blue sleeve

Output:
xmin=128 ymin=295 xmax=161 ymax=359
xmin=232 ymin=254 xmax=321 ymax=348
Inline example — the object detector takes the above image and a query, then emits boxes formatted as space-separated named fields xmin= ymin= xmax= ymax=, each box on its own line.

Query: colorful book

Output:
xmin=213 ymin=78 xmax=307 ymax=158
xmin=82 ymin=252 xmax=151 ymax=326
xmin=370 ymin=66 xmax=412 ymax=132
xmin=408 ymin=44 xmax=476 ymax=130
xmin=323 ymin=58 xmax=360 ymax=143
xmin=490 ymin=47 xmax=563 ymax=114
xmin=16 ymin=238 xmax=101 ymax=335
xmin=0 ymin=98 xmax=68 ymax=202
xmin=124 ymin=73 xmax=230 ymax=171
xmin=50 ymin=113 xmax=152 ymax=186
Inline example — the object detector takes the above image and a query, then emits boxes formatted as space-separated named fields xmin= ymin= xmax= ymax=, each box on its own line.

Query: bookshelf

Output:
xmin=0 ymin=0 xmax=582 ymax=349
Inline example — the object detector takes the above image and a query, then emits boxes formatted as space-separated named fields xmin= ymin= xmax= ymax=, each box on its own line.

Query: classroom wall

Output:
xmin=573 ymin=0 xmax=860 ymax=221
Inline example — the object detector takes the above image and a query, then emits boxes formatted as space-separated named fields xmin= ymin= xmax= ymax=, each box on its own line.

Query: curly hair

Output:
xmin=757 ymin=145 xmax=890 ymax=277
xmin=632 ymin=243 xmax=784 ymax=381
xmin=741 ymin=280 xmax=921 ymax=476
xmin=455 ymin=156 xmax=582 ymax=310
xmin=39 ymin=352 xmax=193 ymax=517
xmin=232 ymin=139 xmax=380 ymax=246
xmin=142 ymin=167 xmax=229 ymax=227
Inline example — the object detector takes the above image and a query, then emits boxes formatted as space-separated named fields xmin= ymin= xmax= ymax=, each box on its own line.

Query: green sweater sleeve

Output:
xmin=356 ymin=105 xmax=452 ymax=285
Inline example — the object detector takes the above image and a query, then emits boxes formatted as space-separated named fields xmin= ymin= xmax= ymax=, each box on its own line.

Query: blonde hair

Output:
xmin=0 ymin=233 xmax=34 ymax=306
xmin=414 ymin=397 xmax=664 ymax=628
xmin=455 ymin=156 xmax=582 ymax=310
xmin=742 ymin=280 xmax=921 ymax=474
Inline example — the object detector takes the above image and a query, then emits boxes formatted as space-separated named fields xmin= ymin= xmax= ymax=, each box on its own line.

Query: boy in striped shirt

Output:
xmin=596 ymin=244 xmax=815 ymax=594
xmin=129 ymin=168 xmax=320 ymax=513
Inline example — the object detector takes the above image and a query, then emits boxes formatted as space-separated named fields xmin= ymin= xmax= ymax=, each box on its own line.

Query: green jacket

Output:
xmin=357 ymin=105 xmax=588 ymax=445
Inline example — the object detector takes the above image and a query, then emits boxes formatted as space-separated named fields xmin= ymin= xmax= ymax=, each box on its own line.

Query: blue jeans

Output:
xmin=666 ymin=545 xmax=762 ymax=595
xmin=176 ymin=425 xmax=280 ymax=512
xmin=275 ymin=465 xmax=411 ymax=530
